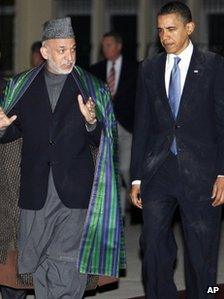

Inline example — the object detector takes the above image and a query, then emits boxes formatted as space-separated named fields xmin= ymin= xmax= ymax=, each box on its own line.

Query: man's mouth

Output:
xmin=62 ymin=62 xmax=74 ymax=68
xmin=163 ymin=43 xmax=173 ymax=47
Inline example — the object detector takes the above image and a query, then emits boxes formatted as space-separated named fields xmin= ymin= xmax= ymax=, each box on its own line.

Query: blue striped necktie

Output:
xmin=168 ymin=56 xmax=181 ymax=155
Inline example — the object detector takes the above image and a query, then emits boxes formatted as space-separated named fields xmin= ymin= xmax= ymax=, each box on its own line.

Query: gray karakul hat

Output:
xmin=42 ymin=17 xmax=75 ymax=41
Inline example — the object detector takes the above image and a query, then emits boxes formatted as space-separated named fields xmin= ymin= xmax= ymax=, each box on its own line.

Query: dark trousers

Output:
xmin=141 ymin=153 xmax=221 ymax=299
xmin=0 ymin=286 xmax=26 ymax=299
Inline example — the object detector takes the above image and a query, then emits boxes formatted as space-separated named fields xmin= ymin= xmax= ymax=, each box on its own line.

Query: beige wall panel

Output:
xmin=187 ymin=0 xmax=202 ymax=43
xmin=137 ymin=0 xmax=151 ymax=61
xmin=14 ymin=0 xmax=54 ymax=73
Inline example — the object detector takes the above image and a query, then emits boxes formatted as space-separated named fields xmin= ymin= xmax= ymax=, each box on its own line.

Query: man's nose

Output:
xmin=161 ymin=30 xmax=170 ymax=41
xmin=66 ymin=51 xmax=73 ymax=61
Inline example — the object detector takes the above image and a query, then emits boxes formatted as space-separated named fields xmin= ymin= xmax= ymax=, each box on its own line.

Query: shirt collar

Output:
xmin=108 ymin=55 xmax=122 ymax=67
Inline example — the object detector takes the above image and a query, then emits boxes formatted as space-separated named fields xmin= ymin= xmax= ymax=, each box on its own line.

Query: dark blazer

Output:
xmin=131 ymin=47 xmax=224 ymax=197
xmin=90 ymin=56 xmax=138 ymax=133
xmin=1 ymin=69 xmax=101 ymax=210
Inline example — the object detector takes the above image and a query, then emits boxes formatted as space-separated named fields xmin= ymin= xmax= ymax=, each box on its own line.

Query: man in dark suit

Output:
xmin=130 ymin=2 xmax=224 ymax=298
xmin=90 ymin=32 xmax=138 ymax=218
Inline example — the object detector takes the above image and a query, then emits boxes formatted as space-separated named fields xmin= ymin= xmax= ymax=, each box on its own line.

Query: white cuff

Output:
xmin=132 ymin=180 xmax=141 ymax=185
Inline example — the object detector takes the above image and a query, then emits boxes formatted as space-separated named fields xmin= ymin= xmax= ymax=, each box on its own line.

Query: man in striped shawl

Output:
xmin=0 ymin=17 xmax=125 ymax=299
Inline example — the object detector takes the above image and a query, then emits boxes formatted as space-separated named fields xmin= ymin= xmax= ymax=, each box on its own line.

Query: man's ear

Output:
xmin=118 ymin=42 xmax=122 ymax=52
xmin=186 ymin=21 xmax=195 ymax=36
xmin=40 ymin=46 xmax=48 ymax=60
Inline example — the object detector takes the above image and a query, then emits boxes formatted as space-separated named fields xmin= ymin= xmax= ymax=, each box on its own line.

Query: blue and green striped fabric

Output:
xmin=1 ymin=64 xmax=126 ymax=278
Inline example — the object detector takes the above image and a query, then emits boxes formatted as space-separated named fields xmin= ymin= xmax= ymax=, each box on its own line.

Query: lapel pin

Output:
xmin=193 ymin=70 xmax=199 ymax=73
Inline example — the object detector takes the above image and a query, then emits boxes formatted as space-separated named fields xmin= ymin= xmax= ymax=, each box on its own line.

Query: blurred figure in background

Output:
xmin=90 ymin=31 xmax=139 ymax=223
xmin=30 ymin=41 xmax=45 ymax=67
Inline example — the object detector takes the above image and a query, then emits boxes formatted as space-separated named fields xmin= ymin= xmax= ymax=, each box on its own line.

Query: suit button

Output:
xmin=49 ymin=140 xmax=55 ymax=145
xmin=175 ymin=124 xmax=181 ymax=129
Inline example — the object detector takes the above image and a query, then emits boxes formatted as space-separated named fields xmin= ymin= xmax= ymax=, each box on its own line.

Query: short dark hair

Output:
xmin=103 ymin=31 xmax=123 ymax=44
xmin=31 ymin=41 xmax=42 ymax=53
xmin=158 ymin=1 xmax=192 ymax=23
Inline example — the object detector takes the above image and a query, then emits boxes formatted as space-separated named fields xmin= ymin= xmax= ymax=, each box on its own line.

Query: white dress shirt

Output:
xmin=107 ymin=55 xmax=122 ymax=95
xmin=165 ymin=40 xmax=193 ymax=97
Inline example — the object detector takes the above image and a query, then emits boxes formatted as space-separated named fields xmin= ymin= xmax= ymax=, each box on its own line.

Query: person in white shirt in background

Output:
xmin=90 ymin=31 xmax=139 ymax=223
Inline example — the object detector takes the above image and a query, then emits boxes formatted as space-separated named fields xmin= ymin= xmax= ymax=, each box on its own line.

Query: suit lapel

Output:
xmin=27 ymin=68 xmax=52 ymax=117
xmin=176 ymin=48 xmax=205 ymax=120
xmin=102 ymin=60 xmax=107 ymax=82
xmin=116 ymin=58 xmax=126 ymax=96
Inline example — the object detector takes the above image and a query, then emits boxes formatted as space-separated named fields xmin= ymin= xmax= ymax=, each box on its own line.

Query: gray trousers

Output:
xmin=18 ymin=171 xmax=87 ymax=299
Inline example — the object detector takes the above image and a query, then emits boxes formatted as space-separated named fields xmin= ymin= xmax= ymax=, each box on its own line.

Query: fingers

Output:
xmin=133 ymin=198 xmax=142 ymax=209
xmin=212 ymin=195 xmax=224 ymax=207
xmin=130 ymin=185 xmax=142 ymax=209
xmin=77 ymin=94 xmax=96 ymax=124
xmin=211 ymin=182 xmax=217 ymax=199
xmin=212 ymin=178 xmax=224 ymax=207
xmin=9 ymin=115 xmax=17 ymax=124
xmin=212 ymin=190 xmax=224 ymax=207
xmin=86 ymin=97 xmax=96 ymax=116
xmin=77 ymin=95 xmax=95 ymax=108
xmin=77 ymin=95 xmax=95 ymax=113
xmin=86 ymin=97 xmax=95 ymax=109
xmin=77 ymin=94 xmax=85 ymax=109
xmin=0 ymin=107 xmax=6 ymax=118
xmin=0 ymin=107 xmax=17 ymax=129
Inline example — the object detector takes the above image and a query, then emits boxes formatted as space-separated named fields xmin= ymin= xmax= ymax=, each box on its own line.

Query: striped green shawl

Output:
xmin=1 ymin=64 xmax=126 ymax=277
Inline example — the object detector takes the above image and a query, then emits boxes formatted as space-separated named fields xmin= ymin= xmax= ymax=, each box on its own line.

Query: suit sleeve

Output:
xmin=214 ymin=55 xmax=224 ymax=175
xmin=130 ymin=61 xmax=152 ymax=181
xmin=85 ymin=120 xmax=102 ymax=147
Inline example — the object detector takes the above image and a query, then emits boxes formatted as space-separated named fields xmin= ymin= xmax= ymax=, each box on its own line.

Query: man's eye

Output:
xmin=59 ymin=49 xmax=64 ymax=54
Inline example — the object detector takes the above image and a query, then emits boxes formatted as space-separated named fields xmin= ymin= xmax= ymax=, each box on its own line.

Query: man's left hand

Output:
xmin=77 ymin=94 xmax=97 ymax=124
xmin=211 ymin=177 xmax=224 ymax=206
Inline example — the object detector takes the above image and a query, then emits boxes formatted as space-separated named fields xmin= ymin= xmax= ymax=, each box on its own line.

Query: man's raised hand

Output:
xmin=0 ymin=107 xmax=17 ymax=130
xmin=77 ymin=94 xmax=97 ymax=125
